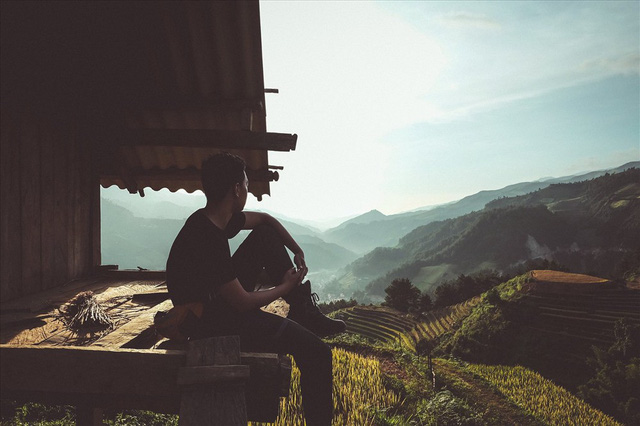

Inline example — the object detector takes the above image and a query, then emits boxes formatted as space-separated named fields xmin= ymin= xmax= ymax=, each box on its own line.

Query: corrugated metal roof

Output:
xmin=100 ymin=146 xmax=279 ymax=197
xmin=1 ymin=1 xmax=293 ymax=200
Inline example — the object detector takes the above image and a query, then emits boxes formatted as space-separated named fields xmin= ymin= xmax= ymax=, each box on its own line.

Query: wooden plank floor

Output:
xmin=1 ymin=272 xmax=169 ymax=349
xmin=2 ymin=271 xmax=291 ymax=350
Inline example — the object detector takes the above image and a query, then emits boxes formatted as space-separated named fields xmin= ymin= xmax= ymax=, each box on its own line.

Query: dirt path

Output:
xmin=434 ymin=359 xmax=544 ymax=426
xmin=336 ymin=341 xmax=543 ymax=425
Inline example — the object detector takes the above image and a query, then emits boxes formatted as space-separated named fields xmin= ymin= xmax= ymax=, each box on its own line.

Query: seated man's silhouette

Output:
xmin=166 ymin=152 xmax=345 ymax=426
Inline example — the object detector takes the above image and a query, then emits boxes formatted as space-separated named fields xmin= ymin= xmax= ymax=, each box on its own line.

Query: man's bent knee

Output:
xmin=249 ymin=224 xmax=282 ymax=243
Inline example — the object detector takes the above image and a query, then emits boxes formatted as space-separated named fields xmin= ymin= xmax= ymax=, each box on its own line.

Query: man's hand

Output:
xmin=293 ymin=252 xmax=306 ymax=270
xmin=293 ymin=252 xmax=308 ymax=281
xmin=282 ymin=267 xmax=306 ymax=291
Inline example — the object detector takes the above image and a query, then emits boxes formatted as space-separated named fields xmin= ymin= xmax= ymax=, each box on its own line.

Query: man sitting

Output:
xmin=166 ymin=152 xmax=345 ymax=426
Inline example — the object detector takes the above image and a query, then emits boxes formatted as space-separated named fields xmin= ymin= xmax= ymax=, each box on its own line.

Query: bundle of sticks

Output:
xmin=60 ymin=291 xmax=114 ymax=331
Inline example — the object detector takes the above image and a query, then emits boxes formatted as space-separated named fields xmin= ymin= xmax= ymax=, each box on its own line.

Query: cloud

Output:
xmin=388 ymin=2 xmax=637 ymax=124
xmin=438 ymin=12 xmax=501 ymax=30
xmin=580 ymin=52 xmax=640 ymax=75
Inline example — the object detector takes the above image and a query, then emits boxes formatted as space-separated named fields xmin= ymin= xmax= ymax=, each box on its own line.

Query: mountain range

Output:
xmin=321 ymin=161 xmax=639 ymax=254
xmin=329 ymin=167 xmax=639 ymax=302
xmin=101 ymin=161 xmax=639 ymax=300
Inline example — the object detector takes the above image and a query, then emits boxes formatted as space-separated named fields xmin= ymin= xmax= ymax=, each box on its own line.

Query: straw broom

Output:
xmin=60 ymin=291 xmax=114 ymax=330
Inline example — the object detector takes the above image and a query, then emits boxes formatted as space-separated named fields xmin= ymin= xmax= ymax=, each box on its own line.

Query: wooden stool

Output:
xmin=177 ymin=336 xmax=292 ymax=424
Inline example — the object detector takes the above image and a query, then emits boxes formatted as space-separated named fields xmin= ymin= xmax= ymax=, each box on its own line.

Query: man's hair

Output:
xmin=201 ymin=153 xmax=246 ymax=203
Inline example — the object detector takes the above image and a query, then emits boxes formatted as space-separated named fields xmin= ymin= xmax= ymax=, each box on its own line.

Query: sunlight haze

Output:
xmin=245 ymin=0 xmax=639 ymax=221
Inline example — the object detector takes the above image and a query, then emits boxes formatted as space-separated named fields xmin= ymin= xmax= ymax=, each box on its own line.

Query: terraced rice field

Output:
xmin=337 ymin=306 xmax=417 ymax=350
xmin=415 ymin=297 xmax=480 ymax=340
xmin=504 ymin=270 xmax=640 ymax=365
xmin=468 ymin=363 xmax=621 ymax=426
xmin=251 ymin=348 xmax=400 ymax=426
xmin=519 ymin=269 xmax=639 ymax=343
xmin=339 ymin=271 xmax=639 ymax=355
xmin=338 ymin=297 xmax=480 ymax=351
xmin=523 ymin=288 xmax=640 ymax=345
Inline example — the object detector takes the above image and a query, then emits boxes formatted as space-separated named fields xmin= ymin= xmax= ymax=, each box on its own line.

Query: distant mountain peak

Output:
xmin=327 ymin=209 xmax=388 ymax=233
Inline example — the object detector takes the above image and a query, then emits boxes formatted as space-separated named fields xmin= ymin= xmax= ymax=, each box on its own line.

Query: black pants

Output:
xmin=199 ymin=225 xmax=333 ymax=426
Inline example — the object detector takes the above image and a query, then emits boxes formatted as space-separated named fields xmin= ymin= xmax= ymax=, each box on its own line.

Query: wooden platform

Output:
xmin=1 ymin=271 xmax=171 ymax=349
xmin=1 ymin=271 xmax=293 ymax=423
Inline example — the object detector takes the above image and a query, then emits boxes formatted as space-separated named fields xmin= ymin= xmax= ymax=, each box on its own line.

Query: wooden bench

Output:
xmin=1 ymin=336 xmax=291 ymax=425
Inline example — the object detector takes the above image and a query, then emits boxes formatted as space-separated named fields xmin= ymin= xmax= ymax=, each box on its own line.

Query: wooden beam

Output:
xmin=90 ymin=299 xmax=173 ymax=349
xmin=0 ymin=344 xmax=289 ymax=420
xmin=100 ymin=167 xmax=279 ymax=184
xmin=122 ymin=128 xmax=297 ymax=152
xmin=98 ymin=269 xmax=167 ymax=280
xmin=127 ymin=97 xmax=265 ymax=112
xmin=177 ymin=365 xmax=250 ymax=386
xmin=1 ymin=345 xmax=184 ymax=413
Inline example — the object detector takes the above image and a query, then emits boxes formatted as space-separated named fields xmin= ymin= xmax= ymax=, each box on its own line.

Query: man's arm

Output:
xmin=243 ymin=211 xmax=307 ymax=270
xmin=217 ymin=267 xmax=305 ymax=312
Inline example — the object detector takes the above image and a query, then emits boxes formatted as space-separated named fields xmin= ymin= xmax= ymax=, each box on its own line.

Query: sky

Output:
xmin=240 ymin=0 xmax=640 ymax=222
xmin=190 ymin=0 xmax=638 ymax=224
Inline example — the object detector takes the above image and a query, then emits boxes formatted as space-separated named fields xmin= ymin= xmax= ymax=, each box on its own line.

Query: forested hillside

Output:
xmin=331 ymin=168 xmax=640 ymax=300
xmin=322 ymin=162 xmax=638 ymax=255
xmin=101 ymin=200 xmax=184 ymax=270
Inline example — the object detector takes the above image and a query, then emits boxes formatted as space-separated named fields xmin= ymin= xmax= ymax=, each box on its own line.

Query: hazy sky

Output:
xmin=247 ymin=1 xmax=638 ymax=222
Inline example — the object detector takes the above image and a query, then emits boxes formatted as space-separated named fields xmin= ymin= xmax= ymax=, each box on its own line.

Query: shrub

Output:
xmin=417 ymin=390 xmax=484 ymax=425
xmin=318 ymin=298 xmax=357 ymax=314
xmin=415 ymin=292 xmax=433 ymax=313
xmin=433 ymin=271 xmax=505 ymax=308
xmin=578 ymin=319 xmax=640 ymax=424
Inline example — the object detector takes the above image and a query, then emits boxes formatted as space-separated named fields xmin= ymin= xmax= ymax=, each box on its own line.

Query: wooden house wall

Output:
xmin=1 ymin=109 xmax=99 ymax=301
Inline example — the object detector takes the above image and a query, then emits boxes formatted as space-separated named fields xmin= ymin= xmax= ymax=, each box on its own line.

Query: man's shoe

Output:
xmin=286 ymin=281 xmax=347 ymax=338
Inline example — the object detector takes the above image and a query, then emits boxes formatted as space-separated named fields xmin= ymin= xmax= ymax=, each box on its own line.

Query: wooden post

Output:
xmin=178 ymin=336 xmax=249 ymax=426
xmin=76 ymin=406 xmax=103 ymax=426
xmin=428 ymin=354 xmax=436 ymax=390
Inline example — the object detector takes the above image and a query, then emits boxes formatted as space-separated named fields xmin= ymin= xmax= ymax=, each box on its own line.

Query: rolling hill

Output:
xmin=334 ymin=167 xmax=640 ymax=300
xmin=322 ymin=161 xmax=639 ymax=255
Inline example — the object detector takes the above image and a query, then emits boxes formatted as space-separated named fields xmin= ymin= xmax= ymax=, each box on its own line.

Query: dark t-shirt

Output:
xmin=166 ymin=210 xmax=245 ymax=306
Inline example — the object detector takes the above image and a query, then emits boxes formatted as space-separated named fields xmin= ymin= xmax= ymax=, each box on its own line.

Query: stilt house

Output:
xmin=1 ymin=1 xmax=295 ymax=423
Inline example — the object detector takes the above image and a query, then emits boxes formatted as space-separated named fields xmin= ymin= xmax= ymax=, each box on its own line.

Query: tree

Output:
xmin=318 ymin=298 xmax=357 ymax=314
xmin=433 ymin=271 xmax=506 ymax=308
xmin=416 ymin=292 xmax=433 ymax=312
xmin=384 ymin=278 xmax=420 ymax=313
xmin=578 ymin=319 xmax=640 ymax=424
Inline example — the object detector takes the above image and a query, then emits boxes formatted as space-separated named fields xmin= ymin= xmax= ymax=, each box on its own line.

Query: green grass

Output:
xmin=0 ymin=403 xmax=178 ymax=426
xmin=413 ymin=264 xmax=456 ymax=292
xmin=468 ymin=364 xmax=621 ymax=426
